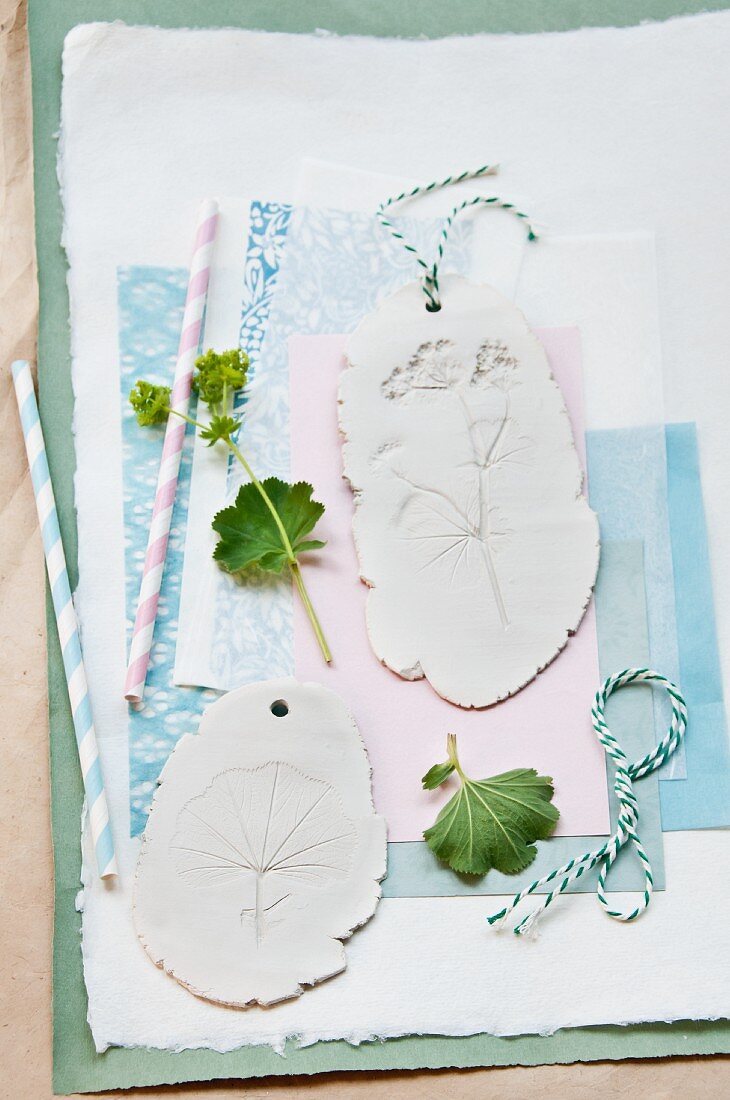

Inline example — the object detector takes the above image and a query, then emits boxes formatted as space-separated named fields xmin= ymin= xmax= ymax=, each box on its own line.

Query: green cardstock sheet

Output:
xmin=28 ymin=1 xmax=730 ymax=1093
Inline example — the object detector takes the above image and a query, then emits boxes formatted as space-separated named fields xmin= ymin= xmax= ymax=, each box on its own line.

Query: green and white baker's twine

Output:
xmin=487 ymin=668 xmax=688 ymax=938
xmin=376 ymin=164 xmax=537 ymax=311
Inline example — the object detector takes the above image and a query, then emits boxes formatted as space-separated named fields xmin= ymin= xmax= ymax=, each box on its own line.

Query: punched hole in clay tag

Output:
xmin=270 ymin=698 xmax=289 ymax=717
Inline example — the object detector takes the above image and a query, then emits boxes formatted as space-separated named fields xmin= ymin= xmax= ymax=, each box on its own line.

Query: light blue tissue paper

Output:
xmin=659 ymin=422 xmax=730 ymax=829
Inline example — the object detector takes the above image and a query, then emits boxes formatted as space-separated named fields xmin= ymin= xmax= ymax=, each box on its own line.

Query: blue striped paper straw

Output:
xmin=12 ymin=361 xmax=117 ymax=878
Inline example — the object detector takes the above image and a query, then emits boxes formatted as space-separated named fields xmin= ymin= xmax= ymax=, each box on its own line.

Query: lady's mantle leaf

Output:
xmin=421 ymin=760 xmax=455 ymax=790
xmin=199 ymin=414 xmax=243 ymax=446
xmin=423 ymin=734 xmax=559 ymax=875
xmin=212 ymin=477 xmax=326 ymax=575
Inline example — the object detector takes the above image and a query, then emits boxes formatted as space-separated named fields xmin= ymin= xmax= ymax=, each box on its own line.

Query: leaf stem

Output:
xmin=226 ymin=438 xmax=296 ymax=560
xmin=227 ymin=441 xmax=331 ymax=663
xmin=169 ymin=407 xmax=331 ymax=664
xmin=447 ymin=733 xmax=466 ymax=780
xmin=452 ymin=391 xmax=510 ymax=628
xmin=290 ymin=561 xmax=332 ymax=663
xmin=169 ymin=408 xmax=203 ymax=430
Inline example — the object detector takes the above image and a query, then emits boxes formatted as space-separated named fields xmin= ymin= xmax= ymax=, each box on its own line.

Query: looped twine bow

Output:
xmin=487 ymin=668 xmax=688 ymax=938
xmin=375 ymin=165 xmax=537 ymax=312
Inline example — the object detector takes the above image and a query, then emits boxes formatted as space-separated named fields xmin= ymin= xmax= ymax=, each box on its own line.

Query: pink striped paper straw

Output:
xmin=124 ymin=199 xmax=219 ymax=703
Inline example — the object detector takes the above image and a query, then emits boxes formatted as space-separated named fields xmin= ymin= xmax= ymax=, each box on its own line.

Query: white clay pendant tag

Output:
xmin=134 ymin=679 xmax=386 ymax=1007
xmin=340 ymin=274 xmax=600 ymax=708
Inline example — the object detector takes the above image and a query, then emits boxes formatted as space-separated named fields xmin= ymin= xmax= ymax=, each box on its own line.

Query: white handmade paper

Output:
xmin=62 ymin=14 xmax=730 ymax=1054
xmin=515 ymin=231 xmax=684 ymax=775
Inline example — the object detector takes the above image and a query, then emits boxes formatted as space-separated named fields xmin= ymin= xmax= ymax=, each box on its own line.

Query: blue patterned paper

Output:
xmin=206 ymin=201 xmax=297 ymax=687
xmin=237 ymin=201 xmax=292 ymax=390
xmin=118 ymin=266 xmax=218 ymax=836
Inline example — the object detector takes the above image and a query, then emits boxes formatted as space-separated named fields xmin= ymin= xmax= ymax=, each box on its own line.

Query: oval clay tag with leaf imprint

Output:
xmin=339 ymin=273 xmax=600 ymax=709
xmin=133 ymin=679 xmax=386 ymax=1008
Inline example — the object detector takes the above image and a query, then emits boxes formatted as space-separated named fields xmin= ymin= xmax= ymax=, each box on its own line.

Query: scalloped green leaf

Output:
xmin=423 ymin=735 xmax=559 ymax=875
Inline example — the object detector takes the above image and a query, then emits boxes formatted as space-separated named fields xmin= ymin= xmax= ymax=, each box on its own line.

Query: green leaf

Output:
xmin=199 ymin=414 xmax=242 ymax=446
xmin=193 ymin=348 xmax=249 ymax=408
xmin=129 ymin=380 xmax=171 ymax=426
xmin=212 ymin=478 xmax=325 ymax=576
xmin=421 ymin=760 xmax=455 ymax=790
xmin=295 ymin=539 xmax=327 ymax=555
xmin=423 ymin=734 xmax=559 ymax=876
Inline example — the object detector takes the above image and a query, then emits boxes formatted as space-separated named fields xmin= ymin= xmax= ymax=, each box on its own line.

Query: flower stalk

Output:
xmin=130 ymin=349 xmax=332 ymax=664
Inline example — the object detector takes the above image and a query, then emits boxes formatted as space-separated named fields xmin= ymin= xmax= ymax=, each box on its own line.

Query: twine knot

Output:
xmin=487 ymin=668 xmax=688 ymax=938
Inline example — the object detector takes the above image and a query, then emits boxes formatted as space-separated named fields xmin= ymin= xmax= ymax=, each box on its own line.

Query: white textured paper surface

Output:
xmin=515 ymin=232 xmax=683 ymax=775
xmin=62 ymin=15 xmax=730 ymax=1053
xmin=81 ymin=830 xmax=727 ymax=1054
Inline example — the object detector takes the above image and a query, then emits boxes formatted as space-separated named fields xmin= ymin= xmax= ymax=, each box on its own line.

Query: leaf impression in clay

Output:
xmin=133 ymin=679 xmax=387 ymax=1007
xmin=339 ymin=275 xmax=600 ymax=708
xmin=173 ymin=765 xmax=356 ymax=946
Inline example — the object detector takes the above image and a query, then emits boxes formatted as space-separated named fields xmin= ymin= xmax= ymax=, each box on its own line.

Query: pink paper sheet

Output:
xmin=290 ymin=329 xmax=610 ymax=840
